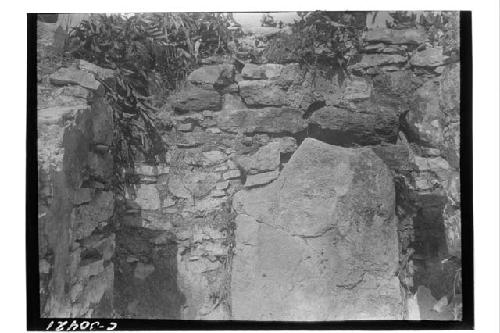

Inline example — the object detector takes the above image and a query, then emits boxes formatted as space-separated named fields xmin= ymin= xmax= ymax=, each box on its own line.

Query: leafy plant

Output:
xmin=390 ymin=11 xmax=460 ymax=57
xmin=263 ymin=11 xmax=366 ymax=83
xmin=66 ymin=13 xmax=233 ymax=191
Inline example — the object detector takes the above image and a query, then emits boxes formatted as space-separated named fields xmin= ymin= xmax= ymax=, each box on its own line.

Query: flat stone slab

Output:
xmin=350 ymin=54 xmax=408 ymax=71
xmin=308 ymin=105 xmax=399 ymax=146
xmin=235 ymin=141 xmax=281 ymax=175
xmin=49 ymin=67 xmax=103 ymax=93
xmin=38 ymin=105 xmax=89 ymax=125
xmin=244 ymin=170 xmax=280 ymax=188
xmin=410 ymin=47 xmax=449 ymax=67
xmin=216 ymin=107 xmax=307 ymax=135
xmin=168 ymin=87 xmax=222 ymax=113
xmin=365 ymin=28 xmax=428 ymax=45
xmin=187 ymin=64 xmax=235 ymax=87
xmin=231 ymin=138 xmax=403 ymax=321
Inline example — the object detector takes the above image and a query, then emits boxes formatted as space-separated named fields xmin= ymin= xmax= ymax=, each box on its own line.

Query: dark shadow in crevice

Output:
xmin=114 ymin=222 xmax=186 ymax=319
xmin=306 ymin=123 xmax=384 ymax=148
xmin=302 ymin=100 xmax=326 ymax=119
xmin=410 ymin=195 xmax=459 ymax=300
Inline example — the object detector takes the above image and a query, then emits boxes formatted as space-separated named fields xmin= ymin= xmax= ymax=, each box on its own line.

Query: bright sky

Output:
xmin=233 ymin=12 xmax=300 ymax=29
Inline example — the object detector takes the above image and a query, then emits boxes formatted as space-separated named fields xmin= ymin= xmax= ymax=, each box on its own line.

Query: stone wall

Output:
xmin=38 ymin=60 xmax=116 ymax=317
xmin=37 ymin=17 xmax=461 ymax=321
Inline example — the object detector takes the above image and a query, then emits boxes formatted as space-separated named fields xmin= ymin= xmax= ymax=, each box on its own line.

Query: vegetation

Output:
xmin=69 ymin=13 xmax=234 ymax=95
xmin=263 ymin=11 xmax=366 ymax=83
xmin=263 ymin=11 xmax=459 ymax=83
xmin=67 ymin=13 xmax=234 ymax=190
xmin=390 ymin=11 xmax=460 ymax=57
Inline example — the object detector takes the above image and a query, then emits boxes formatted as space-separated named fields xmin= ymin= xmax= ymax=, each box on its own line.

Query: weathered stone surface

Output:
xmin=350 ymin=54 xmax=408 ymax=71
xmin=90 ymin=99 xmax=114 ymax=145
xmin=39 ymin=259 xmax=51 ymax=274
xmin=82 ymin=234 xmax=115 ymax=261
xmin=372 ymin=70 xmax=419 ymax=99
xmin=38 ymin=86 xmax=116 ymax=317
xmin=210 ymin=189 xmax=226 ymax=197
xmin=241 ymin=63 xmax=284 ymax=80
xmin=168 ymin=87 xmax=222 ymax=113
xmin=185 ymin=197 xmax=226 ymax=213
xmin=241 ymin=63 xmax=266 ymax=79
xmin=187 ymin=64 xmax=235 ymax=87
xmin=134 ymin=184 xmax=161 ymax=210
xmin=38 ymin=105 xmax=89 ymax=125
xmin=206 ymin=127 xmax=221 ymax=134
xmin=38 ymin=84 xmax=91 ymax=110
xmin=408 ymin=81 xmax=444 ymax=147
xmin=365 ymin=28 xmax=428 ymax=45
xmin=223 ymin=169 xmax=241 ymax=180
xmin=79 ymin=60 xmax=115 ymax=80
xmin=168 ymin=171 xmax=220 ymax=199
xmin=216 ymin=181 xmax=229 ymax=190
xmin=216 ymin=107 xmax=307 ymax=135
xmin=178 ymin=123 xmax=193 ymax=132
xmin=444 ymin=171 xmax=461 ymax=257
xmin=49 ymin=67 xmax=103 ymax=93
xmin=272 ymin=136 xmax=298 ymax=155
xmin=78 ymin=263 xmax=114 ymax=316
xmin=72 ymin=188 xmax=94 ymax=205
xmin=174 ymin=113 xmax=204 ymax=124
xmin=308 ymin=105 xmax=399 ymax=145
xmin=414 ymin=155 xmax=451 ymax=181
xmin=439 ymin=64 xmax=460 ymax=116
xmin=237 ymin=65 xmax=334 ymax=110
xmin=235 ymin=141 xmax=281 ymax=175
xmin=443 ymin=204 xmax=461 ymax=257
xmin=342 ymin=77 xmax=372 ymax=101
xmin=202 ymin=110 xmax=214 ymax=117
xmin=134 ymin=164 xmax=157 ymax=177
xmin=177 ymin=250 xmax=225 ymax=319
xmin=371 ymin=144 xmax=414 ymax=172
xmin=185 ymin=172 xmax=220 ymax=198
xmin=406 ymin=64 xmax=460 ymax=168
xmin=363 ymin=43 xmax=405 ymax=54
xmin=202 ymin=151 xmax=227 ymax=166
xmin=263 ymin=64 xmax=285 ymax=79
xmin=167 ymin=176 xmax=191 ymax=199
xmin=87 ymin=151 xmax=113 ymax=181
xmin=408 ymin=81 xmax=443 ymax=143
xmin=239 ymin=80 xmax=287 ymax=106
xmin=124 ymin=210 xmax=173 ymax=230
xmin=231 ymin=138 xmax=403 ymax=320
xmin=71 ymin=191 xmax=114 ymax=241
xmin=244 ymin=170 xmax=280 ymax=188
xmin=365 ymin=12 xmax=395 ymax=29
xmin=275 ymin=63 xmax=303 ymax=85
xmin=77 ymin=259 xmax=105 ymax=281
xmin=222 ymin=94 xmax=247 ymax=110
xmin=410 ymin=48 xmax=449 ymax=67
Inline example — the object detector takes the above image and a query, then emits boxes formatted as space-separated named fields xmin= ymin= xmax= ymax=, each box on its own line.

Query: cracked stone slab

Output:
xmin=231 ymin=138 xmax=403 ymax=320
xmin=49 ymin=67 xmax=103 ymax=93
xmin=235 ymin=141 xmax=281 ymax=175
xmin=365 ymin=28 xmax=428 ymax=45
xmin=244 ymin=170 xmax=280 ymax=188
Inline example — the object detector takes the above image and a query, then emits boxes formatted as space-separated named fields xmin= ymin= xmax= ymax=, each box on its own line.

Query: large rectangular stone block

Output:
xmin=231 ymin=138 xmax=404 ymax=320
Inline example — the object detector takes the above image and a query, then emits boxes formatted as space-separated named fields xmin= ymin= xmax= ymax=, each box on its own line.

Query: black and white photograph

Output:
xmin=24 ymin=6 xmax=481 ymax=330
